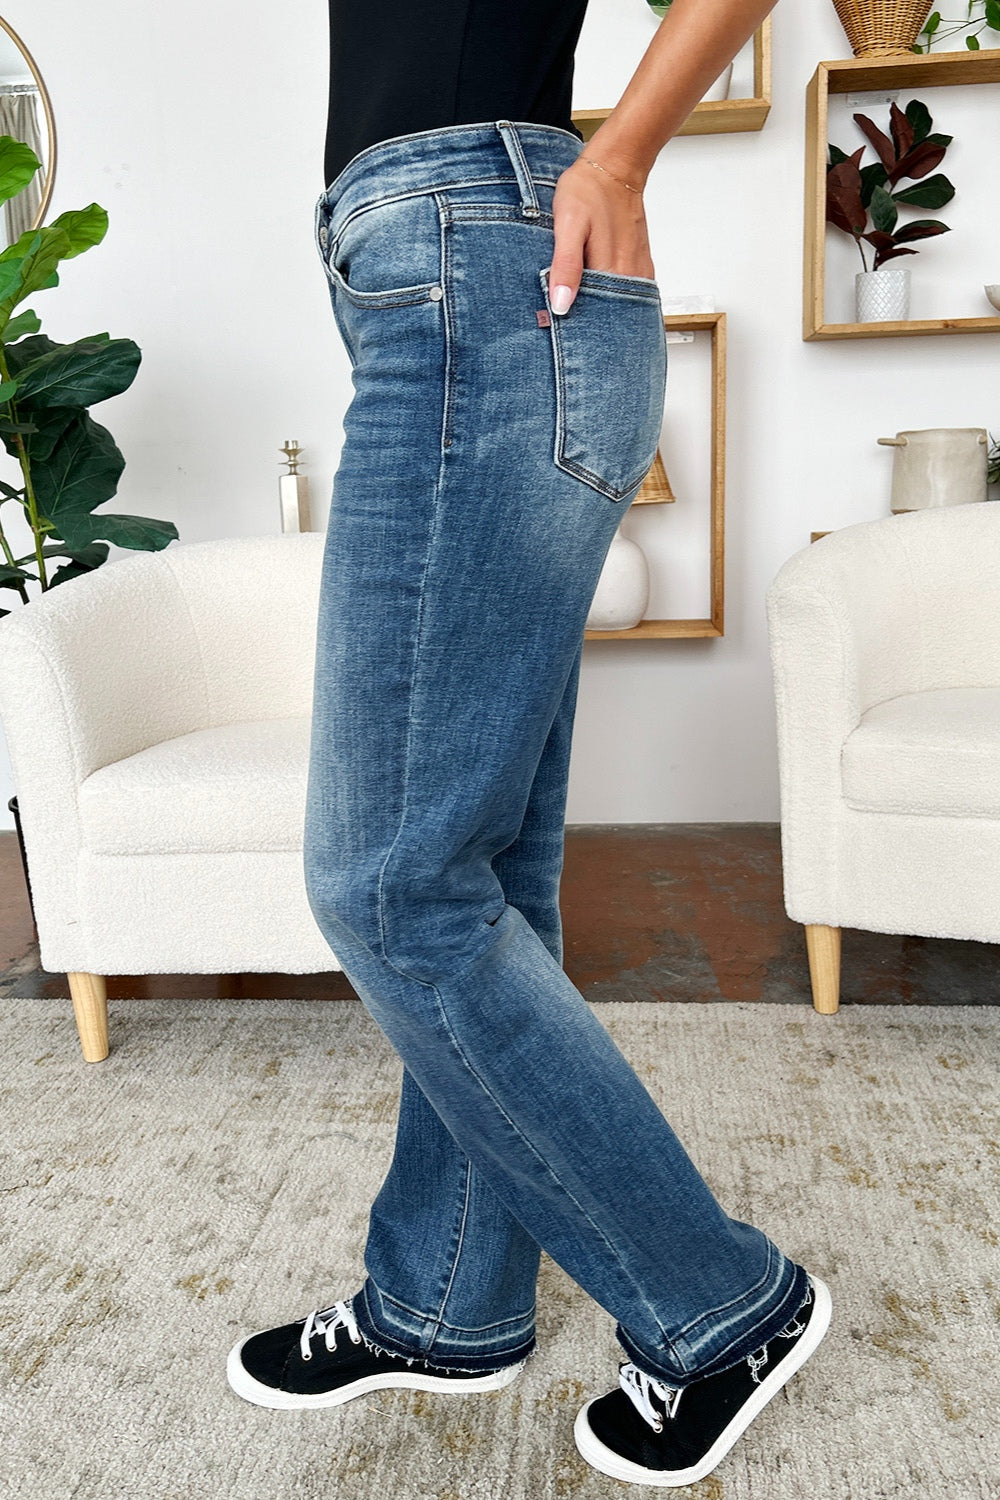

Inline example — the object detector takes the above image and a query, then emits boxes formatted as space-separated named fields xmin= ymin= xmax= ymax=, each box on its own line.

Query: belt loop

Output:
xmin=495 ymin=120 xmax=541 ymax=218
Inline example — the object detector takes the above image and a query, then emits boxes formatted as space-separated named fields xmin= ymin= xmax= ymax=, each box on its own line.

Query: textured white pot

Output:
xmin=855 ymin=265 xmax=910 ymax=322
xmin=586 ymin=532 xmax=650 ymax=632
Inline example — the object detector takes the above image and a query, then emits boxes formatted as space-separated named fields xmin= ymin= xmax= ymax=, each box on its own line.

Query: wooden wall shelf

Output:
xmin=573 ymin=17 xmax=771 ymax=141
xmin=585 ymin=312 xmax=726 ymax=642
xmin=803 ymin=49 xmax=1000 ymax=340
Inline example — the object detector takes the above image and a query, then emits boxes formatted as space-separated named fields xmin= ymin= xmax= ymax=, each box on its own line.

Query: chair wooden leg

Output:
xmin=68 ymin=972 xmax=109 ymax=1061
xmin=804 ymin=925 xmax=841 ymax=1014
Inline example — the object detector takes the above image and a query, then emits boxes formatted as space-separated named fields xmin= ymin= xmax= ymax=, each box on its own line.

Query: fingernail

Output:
xmin=551 ymin=283 xmax=573 ymax=315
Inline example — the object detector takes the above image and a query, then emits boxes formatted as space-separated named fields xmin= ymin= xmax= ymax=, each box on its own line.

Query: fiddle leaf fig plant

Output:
xmin=0 ymin=135 xmax=177 ymax=617
xmin=827 ymin=98 xmax=955 ymax=272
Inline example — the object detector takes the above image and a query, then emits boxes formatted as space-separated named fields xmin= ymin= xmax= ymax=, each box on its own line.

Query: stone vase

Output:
xmin=877 ymin=428 xmax=990 ymax=512
xmin=586 ymin=532 xmax=650 ymax=632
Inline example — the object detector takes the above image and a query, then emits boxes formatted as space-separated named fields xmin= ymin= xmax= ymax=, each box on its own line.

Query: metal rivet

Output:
xmin=318 ymin=226 xmax=328 ymax=247
xmin=429 ymin=286 xmax=444 ymax=301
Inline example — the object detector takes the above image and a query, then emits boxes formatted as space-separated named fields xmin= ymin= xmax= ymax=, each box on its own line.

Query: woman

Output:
xmin=227 ymin=0 xmax=832 ymax=1486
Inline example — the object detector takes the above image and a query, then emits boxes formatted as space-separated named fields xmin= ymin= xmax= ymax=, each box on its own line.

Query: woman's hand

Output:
xmin=548 ymin=153 xmax=656 ymax=315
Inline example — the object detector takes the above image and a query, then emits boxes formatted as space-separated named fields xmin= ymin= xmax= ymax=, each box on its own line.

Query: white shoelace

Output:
xmin=620 ymin=1283 xmax=814 ymax=1426
xmin=298 ymin=1299 xmax=363 ymax=1362
xmin=619 ymin=1363 xmax=684 ymax=1432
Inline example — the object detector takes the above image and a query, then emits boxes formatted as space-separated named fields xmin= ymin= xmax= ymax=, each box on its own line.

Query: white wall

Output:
xmin=1 ymin=0 xmax=997 ymax=830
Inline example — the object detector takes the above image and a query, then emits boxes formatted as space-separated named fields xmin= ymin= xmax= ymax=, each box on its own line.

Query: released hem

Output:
xmin=353 ymin=1284 xmax=537 ymax=1374
xmin=615 ymin=1260 xmax=811 ymax=1389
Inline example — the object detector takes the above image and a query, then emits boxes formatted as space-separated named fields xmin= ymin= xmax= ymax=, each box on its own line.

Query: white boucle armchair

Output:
xmin=0 ymin=533 xmax=340 ymax=1061
xmin=766 ymin=502 xmax=1000 ymax=1014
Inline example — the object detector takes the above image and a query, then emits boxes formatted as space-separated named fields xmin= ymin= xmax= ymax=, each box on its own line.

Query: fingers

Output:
xmin=549 ymin=159 xmax=655 ymax=316
xmin=549 ymin=256 xmax=583 ymax=316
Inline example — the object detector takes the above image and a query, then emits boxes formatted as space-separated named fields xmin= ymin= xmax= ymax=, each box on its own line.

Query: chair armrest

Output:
xmin=766 ymin=566 xmax=865 ymax=920
xmin=0 ymin=552 xmax=206 ymax=949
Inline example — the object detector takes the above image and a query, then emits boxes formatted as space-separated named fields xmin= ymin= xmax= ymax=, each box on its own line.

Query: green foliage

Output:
xmin=913 ymin=2 xmax=1000 ymax=52
xmin=0 ymin=136 xmax=177 ymax=615
xmin=826 ymin=100 xmax=955 ymax=271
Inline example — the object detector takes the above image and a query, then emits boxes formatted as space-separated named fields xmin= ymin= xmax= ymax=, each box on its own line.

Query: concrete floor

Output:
xmin=2 ymin=824 xmax=997 ymax=1007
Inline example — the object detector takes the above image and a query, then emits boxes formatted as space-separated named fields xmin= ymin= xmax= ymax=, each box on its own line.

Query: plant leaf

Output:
xmin=889 ymin=139 xmax=947 ymax=184
xmin=889 ymin=101 xmax=915 ymax=160
xmin=872 ymin=243 xmax=920 ymax=268
xmin=892 ymin=172 xmax=955 ymax=208
xmin=3 ymin=309 xmax=41 ymax=341
xmin=29 ymin=411 xmax=125 ymax=523
xmin=892 ymin=218 xmax=951 ymax=243
xmin=860 ymin=160 xmax=889 ymax=207
xmin=13 ymin=337 xmax=142 ymax=410
xmin=826 ymin=148 xmax=867 ymax=234
xmin=967 ymin=32 xmax=980 ymax=47
xmin=0 ymin=562 xmax=33 ymax=588
xmin=0 ymin=135 xmax=41 ymax=209
xmin=53 ymin=512 xmax=178 ymax=553
xmin=869 ymin=184 xmax=898 ymax=234
xmin=0 ymin=226 xmax=72 ymax=328
xmin=854 ymin=111 xmax=896 ymax=171
xmin=47 ymin=205 xmax=109 ymax=260
xmin=47 ymin=545 xmax=112 ymax=586
xmin=905 ymin=98 xmax=932 ymax=143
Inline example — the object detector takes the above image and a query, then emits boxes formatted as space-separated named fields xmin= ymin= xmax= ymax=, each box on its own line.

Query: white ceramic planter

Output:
xmin=586 ymin=532 xmax=650 ymax=632
xmin=855 ymin=265 xmax=910 ymax=322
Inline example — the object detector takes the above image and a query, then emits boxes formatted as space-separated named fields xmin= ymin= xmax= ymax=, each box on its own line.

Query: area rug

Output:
xmin=2 ymin=998 xmax=998 ymax=1500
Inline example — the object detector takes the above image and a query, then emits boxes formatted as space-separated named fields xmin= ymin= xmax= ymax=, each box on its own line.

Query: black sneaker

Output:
xmin=226 ymin=1296 xmax=527 ymax=1411
xmin=574 ymin=1274 xmax=832 ymax=1487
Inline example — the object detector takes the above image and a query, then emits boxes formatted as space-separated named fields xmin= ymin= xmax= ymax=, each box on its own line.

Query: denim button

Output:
xmin=429 ymin=286 xmax=444 ymax=301
xmin=318 ymin=225 xmax=328 ymax=248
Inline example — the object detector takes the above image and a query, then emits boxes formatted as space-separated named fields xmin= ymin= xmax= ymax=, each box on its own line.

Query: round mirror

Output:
xmin=0 ymin=16 xmax=56 ymax=245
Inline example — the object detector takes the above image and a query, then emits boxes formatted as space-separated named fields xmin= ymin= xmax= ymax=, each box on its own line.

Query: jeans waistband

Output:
xmin=316 ymin=120 xmax=585 ymax=248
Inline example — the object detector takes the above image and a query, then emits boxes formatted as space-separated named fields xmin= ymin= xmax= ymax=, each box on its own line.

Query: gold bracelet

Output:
xmin=580 ymin=155 xmax=644 ymax=196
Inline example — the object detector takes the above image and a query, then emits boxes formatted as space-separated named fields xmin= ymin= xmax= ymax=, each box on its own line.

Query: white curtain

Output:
xmin=0 ymin=89 xmax=44 ymax=245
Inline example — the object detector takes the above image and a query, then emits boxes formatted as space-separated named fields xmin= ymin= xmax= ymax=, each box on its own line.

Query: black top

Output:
xmin=324 ymin=0 xmax=590 ymax=189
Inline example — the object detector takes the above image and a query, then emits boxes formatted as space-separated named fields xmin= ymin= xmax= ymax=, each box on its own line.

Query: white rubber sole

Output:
xmin=226 ymin=1334 xmax=526 ymax=1411
xmin=574 ymin=1275 xmax=833 ymax=1488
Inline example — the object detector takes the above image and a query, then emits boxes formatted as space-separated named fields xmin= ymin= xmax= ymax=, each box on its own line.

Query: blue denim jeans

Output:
xmin=304 ymin=119 xmax=808 ymax=1387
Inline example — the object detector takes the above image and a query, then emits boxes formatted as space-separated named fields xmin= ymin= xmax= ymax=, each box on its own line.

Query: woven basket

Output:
xmin=831 ymin=0 xmax=934 ymax=57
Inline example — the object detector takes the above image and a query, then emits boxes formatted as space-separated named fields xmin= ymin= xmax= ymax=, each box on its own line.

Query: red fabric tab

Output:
xmin=536 ymin=308 xmax=551 ymax=327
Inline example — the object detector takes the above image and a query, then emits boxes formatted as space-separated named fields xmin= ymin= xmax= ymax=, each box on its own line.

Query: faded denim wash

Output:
xmin=304 ymin=119 xmax=808 ymax=1386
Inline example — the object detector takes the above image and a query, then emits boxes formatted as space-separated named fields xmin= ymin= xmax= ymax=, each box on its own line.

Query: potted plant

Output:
xmin=0 ymin=134 xmax=177 ymax=922
xmin=914 ymin=1 xmax=1000 ymax=50
xmin=826 ymin=98 xmax=955 ymax=321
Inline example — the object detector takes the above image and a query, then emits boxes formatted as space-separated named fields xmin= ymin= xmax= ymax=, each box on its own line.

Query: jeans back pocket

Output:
xmin=539 ymin=266 xmax=667 ymax=502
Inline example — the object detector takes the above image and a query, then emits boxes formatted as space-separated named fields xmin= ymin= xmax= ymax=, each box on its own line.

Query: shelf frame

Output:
xmin=585 ymin=312 xmax=726 ymax=642
xmin=803 ymin=49 xmax=1000 ymax=340
xmin=573 ymin=16 xmax=771 ymax=141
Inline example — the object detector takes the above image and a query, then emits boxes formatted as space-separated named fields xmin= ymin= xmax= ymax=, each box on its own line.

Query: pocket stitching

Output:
xmin=538 ymin=267 xmax=663 ymax=502
xmin=325 ymin=254 xmax=442 ymax=308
